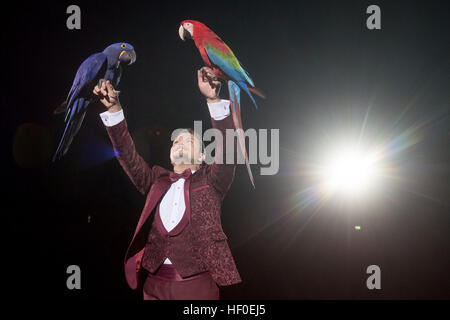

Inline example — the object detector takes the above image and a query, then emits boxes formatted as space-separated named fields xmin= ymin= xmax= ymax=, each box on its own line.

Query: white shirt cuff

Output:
xmin=99 ymin=109 xmax=125 ymax=127
xmin=207 ymin=99 xmax=230 ymax=121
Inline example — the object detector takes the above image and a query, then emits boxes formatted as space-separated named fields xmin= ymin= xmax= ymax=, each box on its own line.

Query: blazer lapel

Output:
xmin=133 ymin=176 xmax=171 ymax=238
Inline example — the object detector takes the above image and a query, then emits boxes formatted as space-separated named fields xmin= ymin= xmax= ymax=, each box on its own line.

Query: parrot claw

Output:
xmin=201 ymin=67 xmax=220 ymax=96
xmin=97 ymin=79 xmax=120 ymax=96
xmin=97 ymin=79 xmax=106 ymax=89
xmin=201 ymin=67 xmax=218 ymax=82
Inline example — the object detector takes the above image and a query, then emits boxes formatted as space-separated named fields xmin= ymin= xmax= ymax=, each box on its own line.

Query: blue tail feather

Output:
xmin=237 ymin=81 xmax=258 ymax=110
xmin=52 ymin=98 xmax=87 ymax=162
xmin=228 ymin=80 xmax=255 ymax=187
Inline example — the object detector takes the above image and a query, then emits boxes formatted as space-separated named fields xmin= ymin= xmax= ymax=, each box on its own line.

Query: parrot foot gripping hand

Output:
xmin=200 ymin=66 xmax=218 ymax=82
xmin=200 ymin=67 xmax=221 ymax=93
xmin=97 ymin=79 xmax=120 ymax=96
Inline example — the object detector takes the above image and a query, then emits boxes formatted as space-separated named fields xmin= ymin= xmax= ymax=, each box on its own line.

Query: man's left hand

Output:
xmin=198 ymin=67 xmax=221 ymax=103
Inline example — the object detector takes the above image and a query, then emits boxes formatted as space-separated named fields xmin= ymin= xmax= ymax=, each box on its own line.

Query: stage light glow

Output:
xmin=321 ymin=147 xmax=379 ymax=195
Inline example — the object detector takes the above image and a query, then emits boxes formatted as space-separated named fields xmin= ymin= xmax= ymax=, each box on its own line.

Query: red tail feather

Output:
xmin=248 ymin=87 xmax=266 ymax=99
xmin=230 ymin=91 xmax=255 ymax=188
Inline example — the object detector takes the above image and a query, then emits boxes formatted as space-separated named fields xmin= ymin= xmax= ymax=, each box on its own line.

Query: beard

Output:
xmin=170 ymin=146 xmax=194 ymax=165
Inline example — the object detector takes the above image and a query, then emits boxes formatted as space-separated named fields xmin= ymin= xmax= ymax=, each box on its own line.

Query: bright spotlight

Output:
xmin=321 ymin=148 xmax=378 ymax=195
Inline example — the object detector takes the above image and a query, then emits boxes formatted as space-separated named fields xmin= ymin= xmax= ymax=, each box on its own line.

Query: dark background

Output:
xmin=4 ymin=0 xmax=449 ymax=299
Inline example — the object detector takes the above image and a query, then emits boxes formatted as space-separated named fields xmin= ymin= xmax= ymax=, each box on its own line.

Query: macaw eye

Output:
xmin=121 ymin=44 xmax=126 ymax=49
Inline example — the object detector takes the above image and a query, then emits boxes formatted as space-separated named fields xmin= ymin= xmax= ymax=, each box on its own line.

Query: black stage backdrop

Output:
xmin=3 ymin=0 xmax=449 ymax=300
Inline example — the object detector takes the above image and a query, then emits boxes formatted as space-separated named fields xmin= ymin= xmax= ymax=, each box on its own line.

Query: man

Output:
xmin=93 ymin=67 xmax=241 ymax=300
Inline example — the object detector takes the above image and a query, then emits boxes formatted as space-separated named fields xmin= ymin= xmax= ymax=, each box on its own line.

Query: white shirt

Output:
xmin=99 ymin=99 xmax=230 ymax=264
xmin=159 ymin=171 xmax=192 ymax=233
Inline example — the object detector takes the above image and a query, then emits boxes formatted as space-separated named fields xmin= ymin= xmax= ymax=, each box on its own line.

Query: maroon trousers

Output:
xmin=143 ymin=263 xmax=220 ymax=300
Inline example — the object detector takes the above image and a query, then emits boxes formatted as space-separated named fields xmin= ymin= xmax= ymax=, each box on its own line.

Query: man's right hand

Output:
xmin=93 ymin=80 xmax=122 ymax=113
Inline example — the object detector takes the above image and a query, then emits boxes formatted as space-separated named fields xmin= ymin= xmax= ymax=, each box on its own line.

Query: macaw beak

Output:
xmin=178 ymin=25 xmax=192 ymax=41
xmin=178 ymin=25 xmax=186 ymax=41
xmin=119 ymin=49 xmax=136 ymax=65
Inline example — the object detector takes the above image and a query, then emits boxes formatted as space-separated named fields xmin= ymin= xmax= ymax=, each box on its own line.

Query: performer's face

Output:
xmin=170 ymin=132 xmax=204 ymax=166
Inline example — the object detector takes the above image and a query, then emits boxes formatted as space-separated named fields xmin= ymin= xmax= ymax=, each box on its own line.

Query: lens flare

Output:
xmin=321 ymin=148 xmax=379 ymax=195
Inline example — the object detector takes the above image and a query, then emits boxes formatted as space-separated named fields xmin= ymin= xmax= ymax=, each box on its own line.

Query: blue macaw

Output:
xmin=52 ymin=42 xmax=136 ymax=162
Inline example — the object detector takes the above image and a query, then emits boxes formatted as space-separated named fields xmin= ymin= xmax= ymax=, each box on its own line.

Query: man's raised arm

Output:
xmin=94 ymin=80 xmax=155 ymax=195
xmin=197 ymin=67 xmax=237 ymax=197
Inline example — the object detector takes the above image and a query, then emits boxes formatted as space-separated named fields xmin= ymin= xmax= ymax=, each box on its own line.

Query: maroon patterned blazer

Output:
xmin=104 ymin=114 xmax=242 ymax=290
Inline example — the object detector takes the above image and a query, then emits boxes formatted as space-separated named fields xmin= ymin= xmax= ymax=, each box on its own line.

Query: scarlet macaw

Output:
xmin=179 ymin=20 xmax=264 ymax=187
